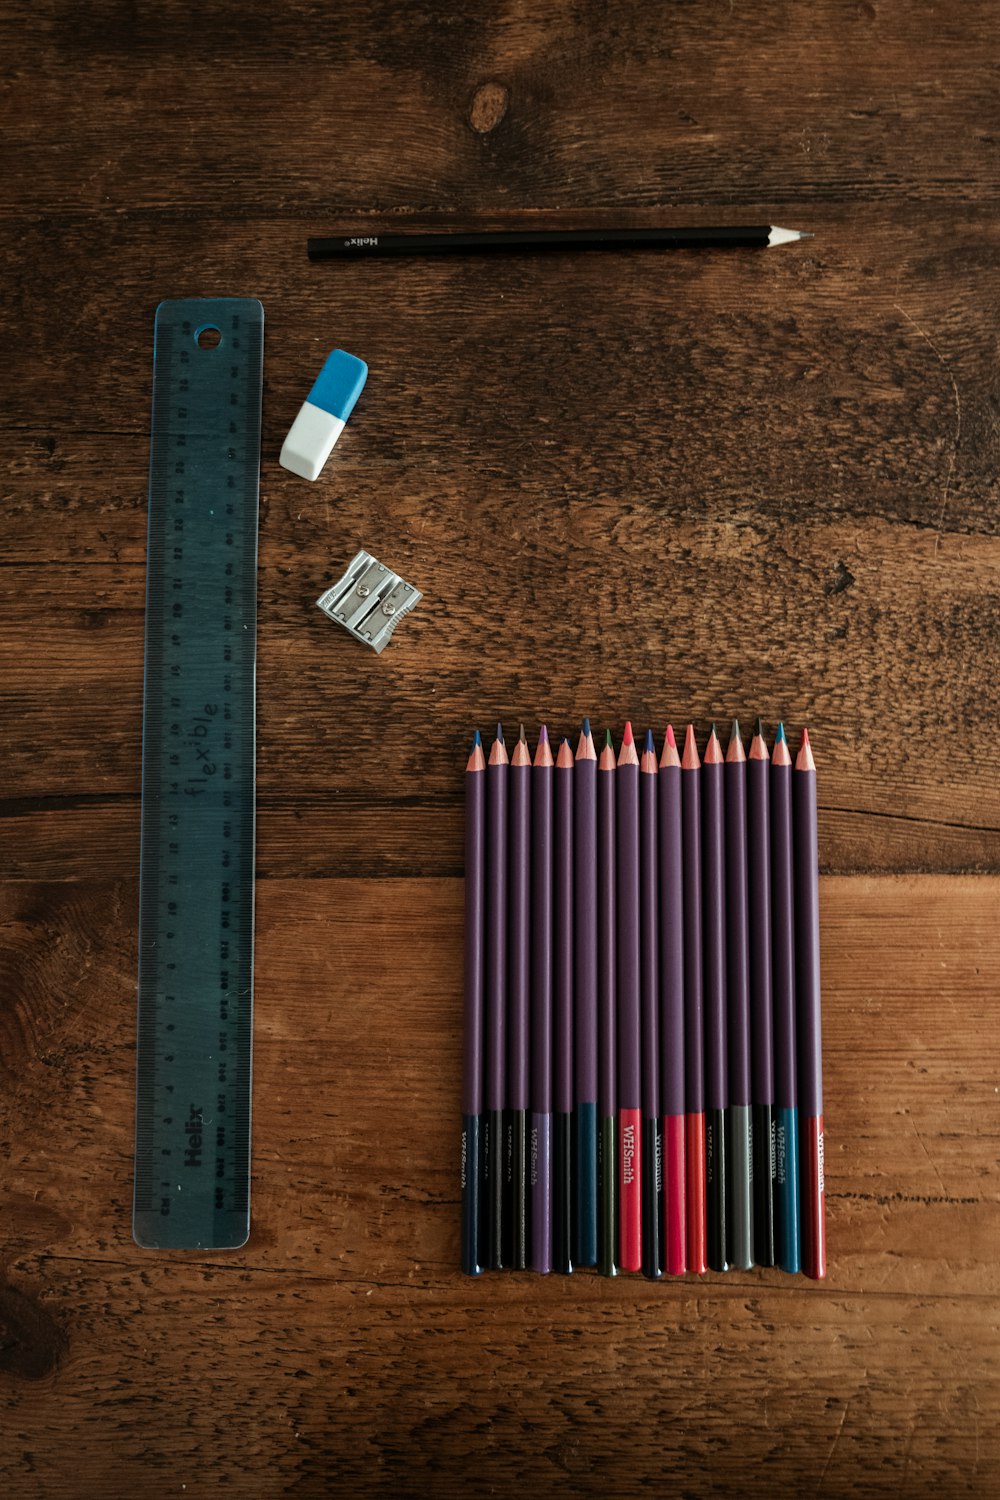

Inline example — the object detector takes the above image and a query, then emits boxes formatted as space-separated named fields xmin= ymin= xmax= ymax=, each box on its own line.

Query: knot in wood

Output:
xmin=468 ymin=81 xmax=509 ymax=134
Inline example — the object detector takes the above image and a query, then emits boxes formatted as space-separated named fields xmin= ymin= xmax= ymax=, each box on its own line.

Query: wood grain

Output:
xmin=2 ymin=876 xmax=999 ymax=1497
xmin=2 ymin=0 xmax=999 ymax=1493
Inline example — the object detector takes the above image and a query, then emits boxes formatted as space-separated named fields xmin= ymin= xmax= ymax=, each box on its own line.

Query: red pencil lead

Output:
xmin=617 ymin=726 xmax=640 ymax=767
xmin=796 ymin=728 xmax=816 ymax=773
xmin=659 ymin=726 xmax=681 ymax=769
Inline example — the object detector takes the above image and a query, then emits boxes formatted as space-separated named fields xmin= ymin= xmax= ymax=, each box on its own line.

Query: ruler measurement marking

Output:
xmin=134 ymin=300 xmax=262 ymax=1249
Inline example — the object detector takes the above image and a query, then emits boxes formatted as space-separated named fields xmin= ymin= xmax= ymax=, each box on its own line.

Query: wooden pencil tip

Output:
xmin=519 ymin=723 xmax=526 ymax=743
xmin=666 ymin=724 xmax=676 ymax=749
xmin=538 ymin=724 xmax=549 ymax=745
xmin=754 ymin=716 xmax=764 ymax=739
xmin=556 ymin=737 xmax=574 ymax=768
xmin=605 ymin=729 xmax=614 ymax=749
xmin=796 ymin=728 xmax=816 ymax=773
xmin=645 ymin=728 xmax=655 ymax=754
xmin=473 ymin=729 xmax=481 ymax=748
xmin=496 ymin=721 xmax=504 ymax=744
xmin=582 ymin=716 xmax=591 ymax=736
xmin=775 ymin=722 xmax=787 ymax=744
xmin=682 ymin=724 xmax=700 ymax=770
xmin=623 ymin=721 xmax=634 ymax=746
xmin=726 ymin=724 xmax=746 ymax=763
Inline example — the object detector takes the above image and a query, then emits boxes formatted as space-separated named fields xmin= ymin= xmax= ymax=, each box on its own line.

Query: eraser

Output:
xmin=280 ymin=348 xmax=368 ymax=481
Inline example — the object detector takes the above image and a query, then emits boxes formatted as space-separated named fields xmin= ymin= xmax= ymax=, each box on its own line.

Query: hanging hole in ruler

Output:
xmin=195 ymin=325 xmax=222 ymax=350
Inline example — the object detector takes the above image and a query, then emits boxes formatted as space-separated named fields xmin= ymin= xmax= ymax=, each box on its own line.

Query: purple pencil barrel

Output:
xmin=530 ymin=728 xmax=554 ymax=1273
xmin=553 ymin=739 xmax=574 ymax=1273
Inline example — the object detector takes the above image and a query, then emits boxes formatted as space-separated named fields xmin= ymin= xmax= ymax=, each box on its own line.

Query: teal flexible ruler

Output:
xmin=134 ymin=298 xmax=263 ymax=1249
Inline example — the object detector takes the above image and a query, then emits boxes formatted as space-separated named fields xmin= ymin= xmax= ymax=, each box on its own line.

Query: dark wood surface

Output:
xmin=2 ymin=2 xmax=998 ymax=1495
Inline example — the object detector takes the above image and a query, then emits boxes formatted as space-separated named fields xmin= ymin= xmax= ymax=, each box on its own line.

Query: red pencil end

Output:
xmin=685 ymin=1113 xmax=707 ymax=1274
xmin=666 ymin=724 xmax=676 ymax=749
xmin=618 ymin=1107 xmax=642 ymax=1272
xmin=663 ymin=1114 xmax=687 ymax=1275
xmin=623 ymin=720 xmax=634 ymax=746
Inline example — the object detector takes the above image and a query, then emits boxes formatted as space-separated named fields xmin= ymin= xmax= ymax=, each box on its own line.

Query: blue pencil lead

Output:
xmin=473 ymin=729 xmax=481 ymax=748
xmin=496 ymin=721 xmax=504 ymax=744
xmin=582 ymin=716 xmax=591 ymax=737
xmin=776 ymin=722 xmax=787 ymax=744
xmin=645 ymin=728 xmax=655 ymax=754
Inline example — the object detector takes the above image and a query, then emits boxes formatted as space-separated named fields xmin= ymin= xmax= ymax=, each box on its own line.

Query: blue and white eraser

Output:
xmin=280 ymin=348 xmax=368 ymax=481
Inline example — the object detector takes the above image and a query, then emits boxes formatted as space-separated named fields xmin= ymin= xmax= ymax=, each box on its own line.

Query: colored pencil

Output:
xmin=597 ymin=730 xmax=618 ymax=1276
xmin=795 ymin=728 xmax=827 ymax=1281
xmin=485 ymin=724 xmax=509 ymax=1269
xmin=553 ymin=737 xmax=575 ymax=1274
xmin=658 ymin=725 xmax=687 ymax=1274
xmin=771 ymin=724 xmax=801 ymax=1273
xmin=308 ymin=225 xmax=814 ymax=259
xmin=748 ymin=718 xmax=776 ymax=1267
xmin=640 ymin=730 xmax=663 ymax=1279
xmin=703 ymin=724 xmax=728 ymax=1272
xmin=461 ymin=731 xmax=486 ymax=1275
xmin=682 ymin=725 xmax=707 ymax=1274
xmin=616 ymin=723 xmax=643 ymax=1272
xmin=507 ymin=726 xmax=532 ymax=1270
xmin=725 ymin=720 xmax=753 ymax=1270
xmin=530 ymin=726 xmax=554 ymax=1274
xmin=573 ymin=719 xmax=599 ymax=1267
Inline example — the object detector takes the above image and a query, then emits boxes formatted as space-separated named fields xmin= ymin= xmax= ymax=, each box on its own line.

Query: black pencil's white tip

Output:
xmin=767 ymin=226 xmax=813 ymax=246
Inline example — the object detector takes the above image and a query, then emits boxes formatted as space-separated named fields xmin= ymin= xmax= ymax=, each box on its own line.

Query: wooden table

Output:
xmin=3 ymin=3 xmax=998 ymax=1494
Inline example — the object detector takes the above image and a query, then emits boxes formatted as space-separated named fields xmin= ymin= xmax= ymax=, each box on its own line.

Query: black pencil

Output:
xmin=308 ymin=226 xmax=813 ymax=260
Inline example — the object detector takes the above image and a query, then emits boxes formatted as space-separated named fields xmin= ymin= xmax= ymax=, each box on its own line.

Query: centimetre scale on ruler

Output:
xmin=134 ymin=298 xmax=262 ymax=1251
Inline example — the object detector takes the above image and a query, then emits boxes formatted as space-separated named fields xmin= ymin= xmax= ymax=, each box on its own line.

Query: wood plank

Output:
xmin=3 ymin=509 xmax=999 ymax=876
xmin=2 ymin=3 xmax=998 ymax=215
xmin=2 ymin=875 xmax=998 ymax=1281
xmin=1 ymin=874 xmax=998 ymax=1496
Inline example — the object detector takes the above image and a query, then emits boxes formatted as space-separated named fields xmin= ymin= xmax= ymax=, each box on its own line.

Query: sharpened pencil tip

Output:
xmin=682 ymin=723 xmax=700 ymax=769
xmin=473 ymin=729 xmax=481 ymax=747
xmin=582 ymin=716 xmax=591 ymax=736
xmin=666 ymin=724 xmax=676 ymax=749
xmin=776 ymin=722 xmax=786 ymax=744
xmin=645 ymin=728 xmax=655 ymax=753
xmin=796 ymin=726 xmax=816 ymax=772
xmin=496 ymin=721 xmax=504 ymax=744
xmin=538 ymin=724 xmax=549 ymax=745
xmin=605 ymin=728 xmax=614 ymax=749
xmin=754 ymin=716 xmax=764 ymax=739
xmin=623 ymin=721 xmax=633 ymax=746
xmin=730 ymin=718 xmax=740 ymax=742
xmin=709 ymin=722 xmax=719 ymax=741
xmin=519 ymin=723 xmax=527 ymax=743
xmin=768 ymin=225 xmax=814 ymax=246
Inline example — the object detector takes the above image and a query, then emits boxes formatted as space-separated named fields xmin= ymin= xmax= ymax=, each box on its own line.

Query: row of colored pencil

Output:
xmin=462 ymin=717 xmax=826 ymax=1279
